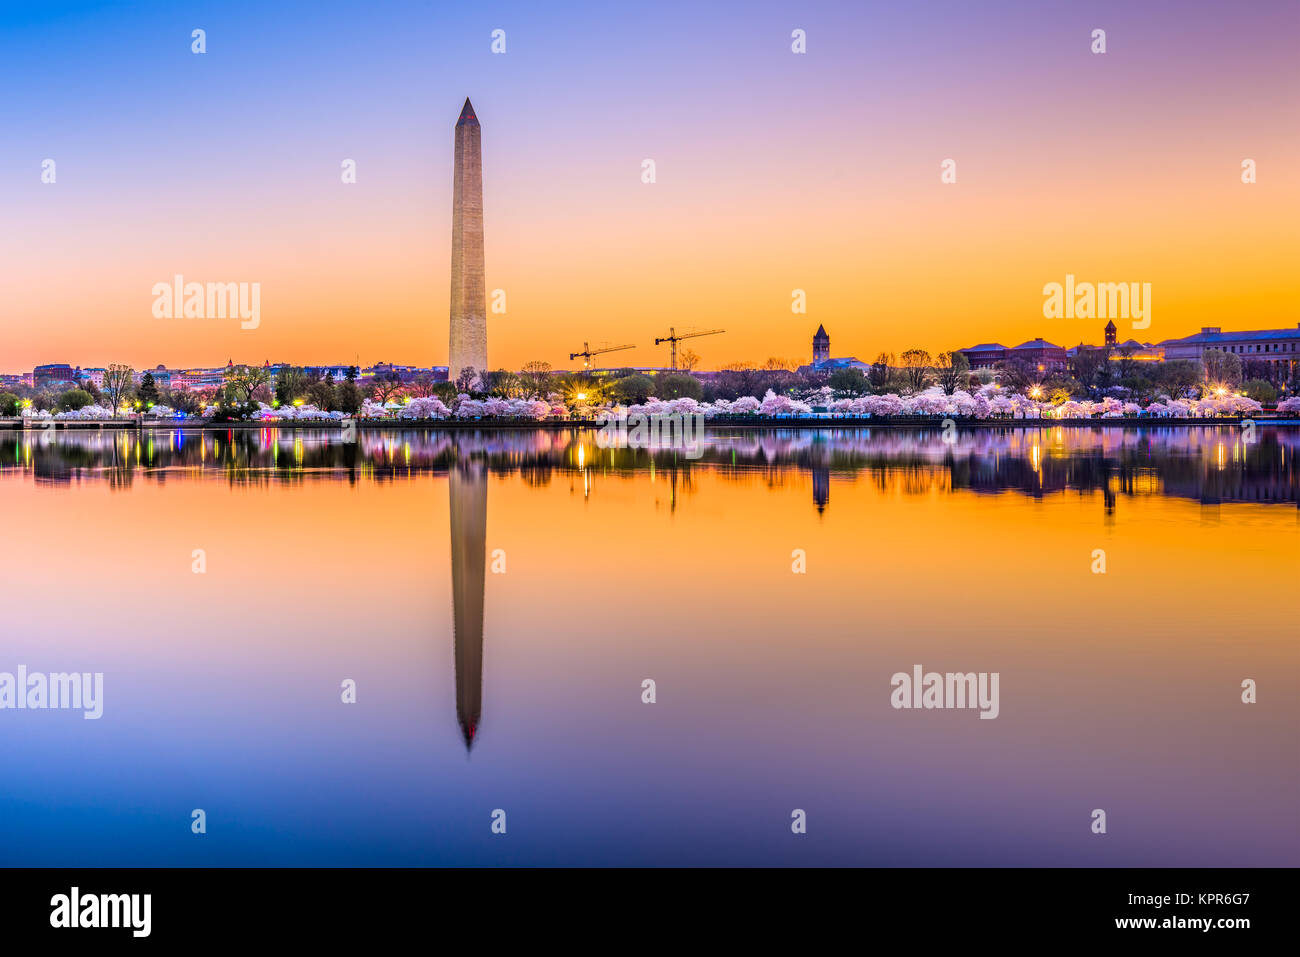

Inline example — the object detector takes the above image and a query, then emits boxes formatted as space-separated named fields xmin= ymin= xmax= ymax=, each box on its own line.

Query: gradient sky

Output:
xmin=2 ymin=0 xmax=1297 ymax=372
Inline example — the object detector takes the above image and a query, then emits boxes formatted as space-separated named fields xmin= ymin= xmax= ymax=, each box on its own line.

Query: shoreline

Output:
xmin=2 ymin=416 xmax=1298 ymax=432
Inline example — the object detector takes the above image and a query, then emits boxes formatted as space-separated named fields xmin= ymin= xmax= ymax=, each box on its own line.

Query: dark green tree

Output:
xmin=137 ymin=372 xmax=160 ymax=406
xmin=656 ymin=374 xmax=703 ymax=400
xmin=334 ymin=381 xmax=363 ymax=414
xmin=1242 ymin=379 xmax=1277 ymax=403
xmin=612 ymin=374 xmax=655 ymax=404
xmin=1152 ymin=359 xmax=1203 ymax=397
xmin=275 ymin=367 xmax=310 ymax=404
xmin=57 ymin=388 xmax=94 ymax=411
xmin=307 ymin=380 xmax=336 ymax=410
xmin=828 ymin=368 xmax=868 ymax=394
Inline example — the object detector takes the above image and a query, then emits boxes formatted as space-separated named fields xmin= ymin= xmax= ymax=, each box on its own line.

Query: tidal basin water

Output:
xmin=1 ymin=426 xmax=1296 ymax=866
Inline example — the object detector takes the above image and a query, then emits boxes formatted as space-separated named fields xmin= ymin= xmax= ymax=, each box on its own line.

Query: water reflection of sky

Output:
xmin=0 ymin=427 xmax=1295 ymax=865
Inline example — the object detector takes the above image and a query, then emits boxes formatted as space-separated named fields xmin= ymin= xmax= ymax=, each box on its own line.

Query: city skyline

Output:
xmin=2 ymin=1 xmax=1296 ymax=373
xmin=6 ymin=314 xmax=1298 ymax=386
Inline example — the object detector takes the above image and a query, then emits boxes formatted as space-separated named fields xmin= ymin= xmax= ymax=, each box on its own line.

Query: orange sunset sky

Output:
xmin=2 ymin=0 xmax=1296 ymax=373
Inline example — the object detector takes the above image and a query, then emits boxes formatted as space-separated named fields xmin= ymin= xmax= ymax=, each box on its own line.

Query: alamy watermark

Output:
xmin=152 ymin=274 xmax=260 ymax=329
xmin=0 ymin=666 xmax=103 ymax=719
xmin=50 ymin=887 xmax=150 ymax=937
xmin=1043 ymin=274 xmax=1150 ymax=330
xmin=594 ymin=411 xmax=705 ymax=459
xmin=890 ymin=664 xmax=999 ymax=719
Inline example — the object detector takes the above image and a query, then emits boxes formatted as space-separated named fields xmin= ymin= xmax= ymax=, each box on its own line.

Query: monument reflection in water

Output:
xmin=449 ymin=460 xmax=486 ymax=750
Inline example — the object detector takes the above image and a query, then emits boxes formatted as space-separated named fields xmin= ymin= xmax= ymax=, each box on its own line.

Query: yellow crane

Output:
xmin=569 ymin=341 xmax=635 ymax=371
xmin=654 ymin=327 xmax=724 ymax=371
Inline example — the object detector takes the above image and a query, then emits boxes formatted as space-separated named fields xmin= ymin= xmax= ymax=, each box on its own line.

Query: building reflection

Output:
xmin=1 ymin=425 xmax=1296 ymax=516
xmin=812 ymin=466 xmax=830 ymax=514
xmin=449 ymin=455 xmax=487 ymax=751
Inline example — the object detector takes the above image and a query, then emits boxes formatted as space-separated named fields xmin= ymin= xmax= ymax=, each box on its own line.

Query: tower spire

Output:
xmin=449 ymin=98 xmax=487 ymax=380
xmin=812 ymin=324 xmax=830 ymax=365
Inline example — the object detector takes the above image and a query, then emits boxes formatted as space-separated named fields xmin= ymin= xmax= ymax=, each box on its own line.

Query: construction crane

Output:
xmin=569 ymin=341 xmax=635 ymax=371
xmin=654 ymin=327 xmax=724 ymax=372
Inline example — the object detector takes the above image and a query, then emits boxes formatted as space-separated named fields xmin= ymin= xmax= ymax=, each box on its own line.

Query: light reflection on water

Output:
xmin=0 ymin=426 xmax=1295 ymax=866
xmin=2 ymin=426 xmax=1297 ymax=511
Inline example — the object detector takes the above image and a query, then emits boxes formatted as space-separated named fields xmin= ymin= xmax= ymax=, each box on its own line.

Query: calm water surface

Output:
xmin=1 ymin=426 xmax=1296 ymax=865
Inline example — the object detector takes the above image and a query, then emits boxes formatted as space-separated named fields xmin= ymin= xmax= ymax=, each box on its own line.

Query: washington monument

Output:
xmin=448 ymin=97 xmax=487 ymax=380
